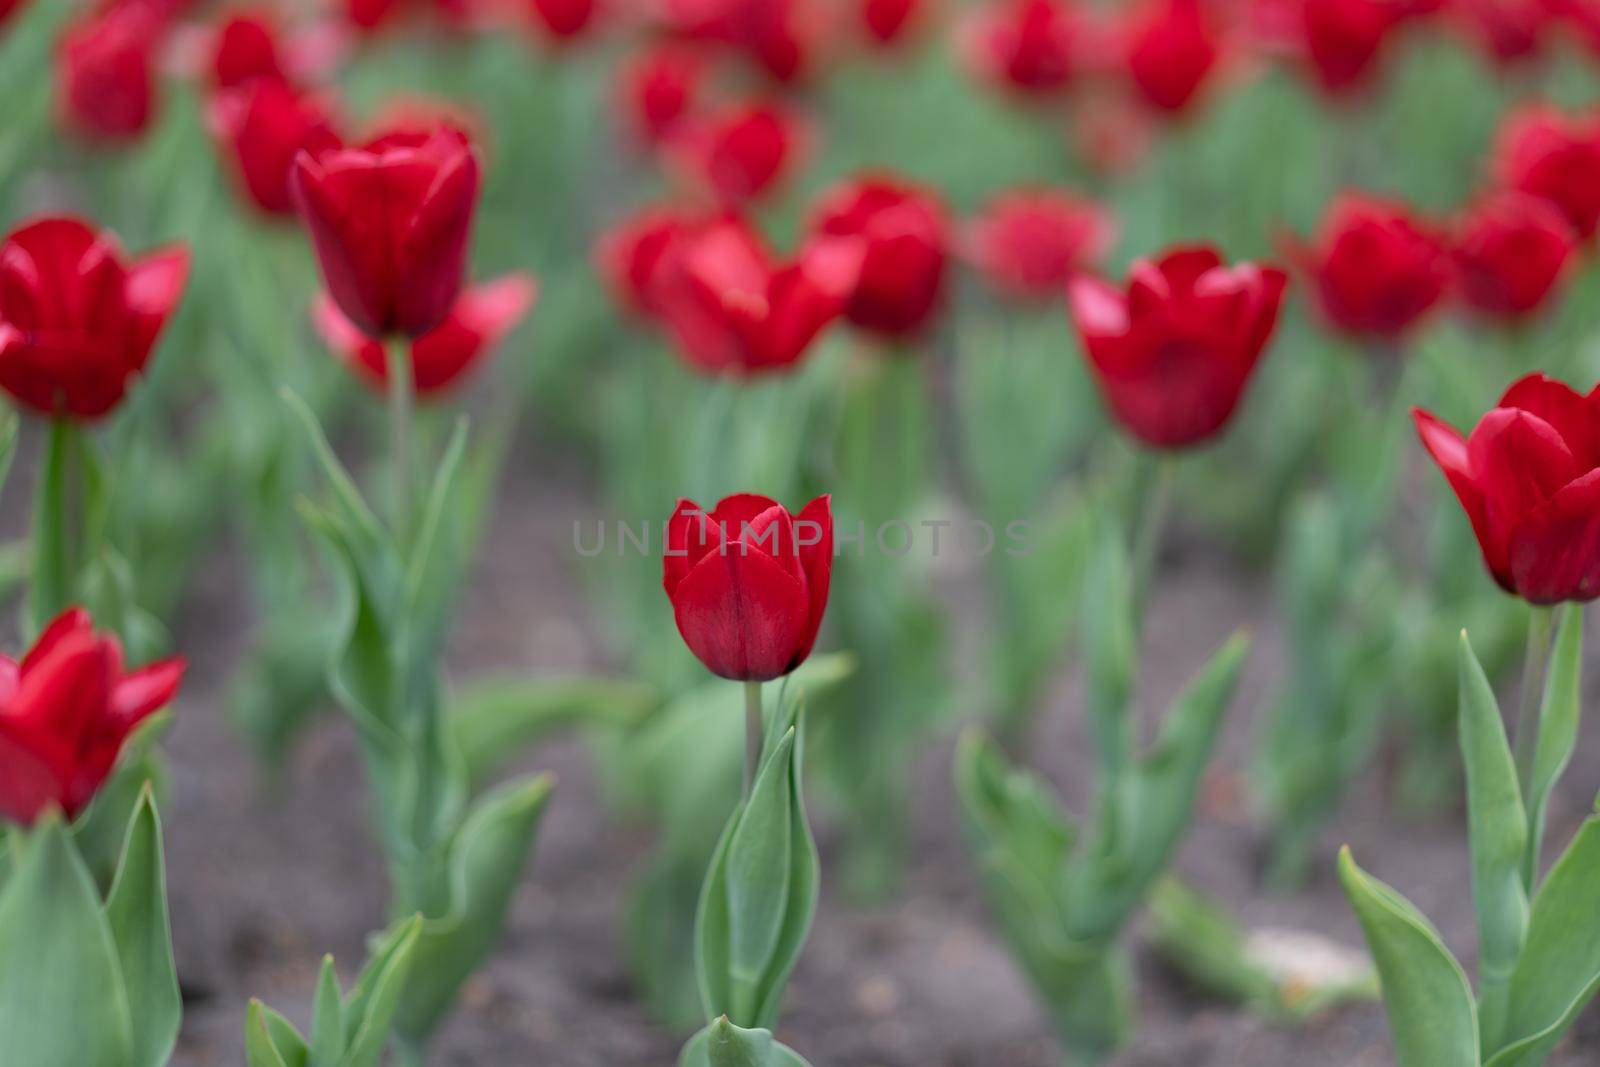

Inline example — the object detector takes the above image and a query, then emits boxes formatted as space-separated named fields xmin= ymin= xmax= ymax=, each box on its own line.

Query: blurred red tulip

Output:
xmin=0 ymin=217 xmax=189 ymax=420
xmin=1069 ymin=245 xmax=1287 ymax=449
xmin=664 ymin=493 xmax=833 ymax=681
xmin=653 ymin=216 xmax=863 ymax=374
xmin=1291 ymin=194 xmax=1449 ymax=342
xmin=1299 ymin=0 xmax=1402 ymax=95
xmin=314 ymin=274 xmax=537 ymax=396
xmin=0 ymin=608 xmax=184 ymax=826
xmin=959 ymin=0 xmax=1081 ymax=95
xmin=1495 ymin=105 xmax=1600 ymax=239
xmin=58 ymin=5 xmax=161 ymax=141
xmin=1416 ymin=374 xmax=1600 ymax=603
xmin=527 ymin=0 xmax=597 ymax=38
xmin=659 ymin=0 xmax=821 ymax=81
xmin=1448 ymin=0 xmax=1551 ymax=63
xmin=211 ymin=9 xmax=285 ymax=89
xmin=862 ymin=0 xmax=921 ymax=44
xmin=1453 ymin=192 xmax=1576 ymax=322
xmin=1124 ymin=0 xmax=1222 ymax=113
xmin=962 ymin=189 xmax=1116 ymax=300
xmin=811 ymin=176 xmax=948 ymax=338
xmin=343 ymin=0 xmax=406 ymax=32
xmin=0 ymin=1 xmax=27 ymax=30
xmin=618 ymin=44 xmax=706 ymax=146
xmin=668 ymin=100 xmax=802 ymax=205
xmin=290 ymin=125 xmax=481 ymax=339
xmin=595 ymin=206 xmax=698 ymax=316
xmin=212 ymin=80 xmax=343 ymax=216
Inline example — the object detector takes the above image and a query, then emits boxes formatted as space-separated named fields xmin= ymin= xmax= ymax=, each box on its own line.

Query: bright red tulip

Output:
xmin=594 ymin=206 xmax=698 ymax=317
xmin=1416 ymin=374 xmax=1600 ymax=603
xmin=618 ymin=44 xmax=706 ymax=147
xmin=1124 ymin=0 xmax=1222 ymax=113
xmin=959 ymin=0 xmax=1081 ymax=95
xmin=664 ymin=493 xmax=833 ymax=681
xmin=58 ymin=5 xmax=161 ymax=141
xmin=290 ymin=125 xmax=481 ymax=339
xmin=527 ymin=0 xmax=597 ymax=38
xmin=1494 ymin=105 xmax=1600 ymax=239
xmin=212 ymin=80 xmax=343 ymax=216
xmin=667 ymin=101 xmax=802 ymax=205
xmin=211 ymin=9 xmax=285 ymax=89
xmin=1291 ymin=194 xmax=1449 ymax=342
xmin=314 ymin=274 xmax=536 ymax=396
xmin=810 ymin=176 xmax=948 ymax=338
xmin=1299 ymin=0 xmax=1402 ymax=95
xmin=962 ymin=189 xmax=1116 ymax=300
xmin=0 ymin=607 xmax=184 ymax=826
xmin=652 ymin=216 xmax=863 ymax=375
xmin=1069 ymin=245 xmax=1287 ymax=449
xmin=1453 ymin=192 xmax=1576 ymax=322
xmin=0 ymin=217 xmax=189 ymax=420
xmin=862 ymin=0 xmax=920 ymax=44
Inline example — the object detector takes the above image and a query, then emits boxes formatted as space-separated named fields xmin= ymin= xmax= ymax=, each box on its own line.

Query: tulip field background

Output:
xmin=8 ymin=0 xmax=1600 ymax=1064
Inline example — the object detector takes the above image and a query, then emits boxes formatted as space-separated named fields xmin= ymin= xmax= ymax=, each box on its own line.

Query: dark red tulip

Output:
xmin=344 ymin=0 xmax=406 ymax=32
xmin=619 ymin=44 xmax=706 ymax=147
xmin=1069 ymin=246 xmax=1287 ymax=449
xmin=0 ymin=217 xmax=189 ymax=420
xmin=1494 ymin=105 xmax=1600 ymax=239
xmin=658 ymin=0 xmax=820 ymax=81
xmin=211 ymin=9 xmax=285 ymax=89
xmin=594 ymin=206 xmax=698 ymax=317
xmin=862 ymin=0 xmax=920 ymax=44
xmin=1448 ymin=0 xmax=1551 ymax=63
xmin=211 ymin=80 xmax=343 ymax=216
xmin=959 ymin=0 xmax=1081 ymax=95
xmin=1124 ymin=0 xmax=1222 ymax=114
xmin=962 ymin=189 xmax=1116 ymax=300
xmin=1416 ymin=374 xmax=1600 ymax=603
xmin=290 ymin=125 xmax=480 ymax=339
xmin=668 ymin=101 xmax=802 ymax=205
xmin=527 ymin=0 xmax=597 ymax=38
xmin=0 ymin=607 xmax=185 ymax=826
xmin=1299 ymin=0 xmax=1402 ymax=95
xmin=810 ymin=176 xmax=948 ymax=338
xmin=314 ymin=274 xmax=537 ymax=397
xmin=653 ymin=216 xmax=863 ymax=375
xmin=664 ymin=493 xmax=833 ymax=682
xmin=1291 ymin=194 xmax=1449 ymax=342
xmin=1453 ymin=192 xmax=1576 ymax=322
xmin=58 ymin=5 xmax=161 ymax=141
xmin=1 ymin=1 xmax=27 ymax=30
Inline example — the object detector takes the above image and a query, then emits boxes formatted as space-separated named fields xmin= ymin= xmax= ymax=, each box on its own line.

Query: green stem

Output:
xmin=387 ymin=337 xmax=414 ymax=543
xmin=744 ymin=681 xmax=764 ymax=799
xmin=30 ymin=418 xmax=79 ymax=634
xmin=1132 ymin=456 xmax=1176 ymax=619
xmin=1511 ymin=605 xmax=1556 ymax=804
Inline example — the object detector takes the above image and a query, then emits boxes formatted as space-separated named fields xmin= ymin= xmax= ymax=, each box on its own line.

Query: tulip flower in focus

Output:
xmin=811 ymin=176 xmax=948 ymax=338
xmin=667 ymin=101 xmax=802 ymax=205
xmin=0 ymin=217 xmax=190 ymax=420
xmin=314 ymin=274 xmax=537 ymax=396
xmin=1290 ymin=194 xmax=1449 ymax=343
xmin=211 ymin=80 xmax=343 ymax=216
xmin=1452 ymin=192 xmax=1576 ymax=323
xmin=962 ymin=189 xmax=1116 ymax=300
xmin=290 ymin=124 xmax=481 ymax=339
xmin=664 ymin=493 xmax=834 ymax=681
xmin=1069 ymin=245 xmax=1288 ymax=449
xmin=0 ymin=607 xmax=185 ymax=826
xmin=594 ymin=205 xmax=698 ymax=316
xmin=618 ymin=44 xmax=706 ymax=147
xmin=959 ymin=0 xmax=1082 ymax=96
xmin=1298 ymin=0 xmax=1403 ymax=95
xmin=1416 ymin=374 xmax=1600 ymax=603
xmin=58 ymin=4 xmax=162 ymax=141
xmin=1124 ymin=0 xmax=1222 ymax=114
xmin=1495 ymin=105 xmax=1600 ymax=239
xmin=652 ymin=216 xmax=864 ymax=374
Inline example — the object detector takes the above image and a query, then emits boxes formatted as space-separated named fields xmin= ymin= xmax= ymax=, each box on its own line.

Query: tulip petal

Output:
xmin=1498 ymin=373 xmax=1600 ymax=471
xmin=396 ymin=141 xmax=480 ymax=337
xmin=1068 ymin=275 xmax=1129 ymax=338
xmin=19 ymin=608 xmax=92 ymax=676
xmin=0 ymin=724 xmax=65 ymax=826
xmin=1510 ymin=468 xmax=1600 ymax=603
xmin=793 ymin=495 xmax=833 ymax=661
xmin=110 ymin=658 xmax=185 ymax=727
xmin=1415 ymin=407 xmax=1507 ymax=589
xmin=125 ymin=246 xmax=190 ymax=369
xmin=665 ymin=498 xmax=723 ymax=595
xmin=671 ymin=544 xmax=810 ymax=681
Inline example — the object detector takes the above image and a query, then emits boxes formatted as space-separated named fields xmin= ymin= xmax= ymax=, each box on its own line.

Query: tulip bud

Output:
xmin=1124 ymin=0 xmax=1222 ymax=114
xmin=210 ymin=10 xmax=285 ymax=90
xmin=1299 ymin=0 xmax=1403 ymax=96
xmin=618 ymin=44 xmax=706 ymax=147
xmin=1290 ymin=194 xmax=1448 ymax=343
xmin=810 ymin=176 xmax=948 ymax=339
xmin=1453 ymin=192 xmax=1576 ymax=323
xmin=58 ymin=5 xmax=161 ymax=142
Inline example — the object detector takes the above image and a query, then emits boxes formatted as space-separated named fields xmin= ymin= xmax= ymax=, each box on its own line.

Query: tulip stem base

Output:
xmin=387 ymin=338 xmax=413 ymax=541
xmin=1511 ymin=605 xmax=1557 ymax=806
xmin=744 ymin=681 xmax=764 ymax=799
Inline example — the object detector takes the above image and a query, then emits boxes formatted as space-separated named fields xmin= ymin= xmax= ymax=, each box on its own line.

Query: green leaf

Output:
xmin=1337 ymin=847 xmax=1479 ymax=1067
xmin=677 ymin=1017 xmax=814 ymax=1067
xmin=1456 ymin=632 xmax=1528 ymax=1052
xmin=750 ymin=719 xmax=819 ymax=1030
xmin=104 ymin=787 xmax=181 ymax=1067
xmin=450 ymin=676 xmax=656 ymax=788
xmin=245 ymin=1000 xmax=308 ymax=1067
xmin=1081 ymin=528 xmax=1136 ymax=784
xmin=73 ymin=709 xmax=172 ymax=893
xmin=0 ymin=815 xmax=134 ymax=1065
xmin=1524 ymin=608 xmax=1582 ymax=888
xmin=1490 ymin=816 xmax=1600 ymax=1066
xmin=341 ymin=915 xmax=423 ymax=1067
xmin=310 ymin=956 xmax=345 ymax=1067
xmin=395 ymin=773 xmax=554 ymax=1044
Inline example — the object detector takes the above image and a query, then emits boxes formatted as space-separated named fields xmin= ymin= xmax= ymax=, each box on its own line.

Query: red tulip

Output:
xmin=652 ymin=216 xmax=863 ymax=375
xmin=862 ymin=0 xmax=920 ymax=44
xmin=527 ymin=0 xmax=597 ymax=38
xmin=314 ymin=274 xmax=536 ymax=397
xmin=1 ymin=1 xmax=27 ymax=31
xmin=810 ymin=176 xmax=948 ymax=338
xmin=664 ymin=493 xmax=833 ymax=681
xmin=618 ymin=44 xmax=706 ymax=147
xmin=1124 ymin=0 xmax=1222 ymax=114
xmin=0 ymin=607 xmax=184 ymax=826
xmin=1494 ymin=105 xmax=1600 ymax=239
xmin=962 ymin=189 xmax=1116 ymax=300
xmin=58 ymin=5 xmax=161 ymax=141
xmin=1416 ymin=374 xmax=1600 ymax=603
xmin=0 ymin=217 xmax=189 ymax=420
xmin=212 ymin=80 xmax=343 ymax=216
xmin=1290 ymin=194 xmax=1449 ymax=342
xmin=1299 ymin=0 xmax=1402 ymax=95
xmin=594 ymin=206 xmax=697 ymax=317
xmin=1069 ymin=245 xmax=1287 ymax=449
xmin=1448 ymin=0 xmax=1551 ymax=63
xmin=659 ymin=0 xmax=820 ymax=81
xmin=667 ymin=100 xmax=802 ymax=206
xmin=290 ymin=125 xmax=481 ymax=339
xmin=959 ymin=0 xmax=1081 ymax=95
xmin=344 ymin=0 xmax=406 ymax=32
xmin=1453 ymin=192 xmax=1576 ymax=323
xmin=211 ymin=10 xmax=285 ymax=89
